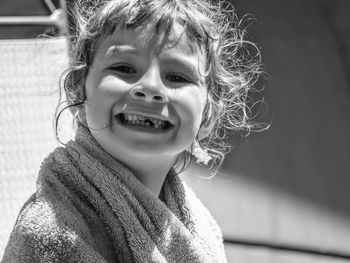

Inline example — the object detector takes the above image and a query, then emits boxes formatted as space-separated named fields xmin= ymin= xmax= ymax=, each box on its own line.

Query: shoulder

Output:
xmin=2 ymin=191 xmax=104 ymax=263
xmin=2 ymin=194 xmax=72 ymax=262
xmin=182 ymin=180 xmax=224 ymax=238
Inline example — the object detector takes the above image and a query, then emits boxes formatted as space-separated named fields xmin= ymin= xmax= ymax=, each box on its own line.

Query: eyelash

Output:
xmin=110 ymin=64 xmax=136 ymax=74
xmin=109 ymin=64 xmax=192 ymax=83
xmin=166 ymin=74 xmax=192 ymax=84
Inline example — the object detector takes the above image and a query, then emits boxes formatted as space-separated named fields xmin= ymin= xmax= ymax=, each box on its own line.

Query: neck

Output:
xmin=122 ymin=156 xmax=176 ymax=198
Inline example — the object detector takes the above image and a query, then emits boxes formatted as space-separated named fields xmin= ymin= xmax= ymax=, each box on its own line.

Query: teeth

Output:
xmin=122 ymin=113 xmax=167 ymax=129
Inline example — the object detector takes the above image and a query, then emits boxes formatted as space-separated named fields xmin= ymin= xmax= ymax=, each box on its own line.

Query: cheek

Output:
xmin=84 ymin=102 xmax=109 ymax=130
xmin=85 ymin=76 xmax=127 ymax=128
xmin=86 ymin=74 xmax=129 ymax=98
xmin=171 ymin=88 xmax=207 ymax=130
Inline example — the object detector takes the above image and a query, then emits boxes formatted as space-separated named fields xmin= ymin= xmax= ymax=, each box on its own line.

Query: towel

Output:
xmin=2 ymin=127 xmax=227 ymax=263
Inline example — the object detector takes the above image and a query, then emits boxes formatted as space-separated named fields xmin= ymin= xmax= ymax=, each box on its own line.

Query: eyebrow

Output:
xmin=105 ymin=44 xmax=199 ymax=67
xmin=102 ymin=44 xmax=205 ymax=81
xmin=164 ymin=54 xmax=198 ymax=70
xmin=104 ymin=45 xmax=139 ymax=58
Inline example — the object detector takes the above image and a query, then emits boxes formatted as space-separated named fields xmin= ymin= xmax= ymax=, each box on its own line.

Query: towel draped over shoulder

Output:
xmin=2 ymin=127 xmax=227 ymax=263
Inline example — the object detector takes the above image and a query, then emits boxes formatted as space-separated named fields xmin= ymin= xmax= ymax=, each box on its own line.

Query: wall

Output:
xmin=185 ymin=0 xmax=350 ymax=262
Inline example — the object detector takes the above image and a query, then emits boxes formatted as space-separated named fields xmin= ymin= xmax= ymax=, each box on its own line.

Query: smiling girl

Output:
xmin=2 ymin=0 xmax=262 ymax=262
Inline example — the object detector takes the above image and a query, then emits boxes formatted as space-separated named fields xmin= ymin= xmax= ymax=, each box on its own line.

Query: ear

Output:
xmin=197 ymin=117 xmax=215 ymax=140
xmin=197 ymin=100 xmax=223 ymax=140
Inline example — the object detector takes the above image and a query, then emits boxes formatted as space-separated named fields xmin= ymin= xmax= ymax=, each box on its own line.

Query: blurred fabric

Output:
xmin=0 ymin=38 xmax=70 ymax=259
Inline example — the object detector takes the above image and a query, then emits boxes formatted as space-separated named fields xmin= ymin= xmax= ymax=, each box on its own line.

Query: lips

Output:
xmin=116 ymin=113 xmax=172 ymax=130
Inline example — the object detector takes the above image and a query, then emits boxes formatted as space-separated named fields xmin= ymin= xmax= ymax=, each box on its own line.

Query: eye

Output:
xmin=166 ymin=74 xmax=192 ymax=83
xmin=110 ymin=64 xmax=136 ymax=74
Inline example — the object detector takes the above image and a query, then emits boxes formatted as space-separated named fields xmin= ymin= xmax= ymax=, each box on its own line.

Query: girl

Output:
xmin=2 ymin=0 xmax=262 ymax=262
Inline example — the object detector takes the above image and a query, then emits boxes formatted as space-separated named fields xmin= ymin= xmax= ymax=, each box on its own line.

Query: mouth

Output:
xmin=115 ymin=113 xmax=172 ymax=131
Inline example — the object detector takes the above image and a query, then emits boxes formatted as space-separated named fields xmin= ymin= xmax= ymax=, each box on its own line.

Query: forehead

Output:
xmin=96 ymin=22 xmax=203 ymax=57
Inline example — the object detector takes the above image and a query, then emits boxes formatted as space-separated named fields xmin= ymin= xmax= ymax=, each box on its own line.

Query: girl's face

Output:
xmin=84 ymin=23 xmax=209 ymax=164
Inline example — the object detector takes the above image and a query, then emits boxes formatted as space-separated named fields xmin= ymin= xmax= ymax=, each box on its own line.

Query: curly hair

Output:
xmin=55 ymin=0 xmax=266 ymax=172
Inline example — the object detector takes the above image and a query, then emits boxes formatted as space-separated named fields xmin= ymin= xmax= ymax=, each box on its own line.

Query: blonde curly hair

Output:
xmin=56 ymin=0 xmax=266 ymax=172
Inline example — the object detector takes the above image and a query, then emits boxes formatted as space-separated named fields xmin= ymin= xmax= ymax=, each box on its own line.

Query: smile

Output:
xmin=116 ymin=113 xmax=171 ymax=130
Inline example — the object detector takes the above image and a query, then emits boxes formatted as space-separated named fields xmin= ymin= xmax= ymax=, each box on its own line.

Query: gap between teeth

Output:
xmin=123 ymin=114 xmax=166 ymax=128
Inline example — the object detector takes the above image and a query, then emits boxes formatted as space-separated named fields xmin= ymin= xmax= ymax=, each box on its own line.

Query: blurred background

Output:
xmin=0 ymin=0 xmax=350 ymax=262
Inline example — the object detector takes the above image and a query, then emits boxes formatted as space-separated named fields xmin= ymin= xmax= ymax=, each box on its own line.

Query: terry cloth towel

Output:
xmin=2 ymin=127 xmax=227 ymax=263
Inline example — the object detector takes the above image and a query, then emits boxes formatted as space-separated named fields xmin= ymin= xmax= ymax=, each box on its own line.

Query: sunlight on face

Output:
xmin=84 ymin=22 xmax=208 ymax=166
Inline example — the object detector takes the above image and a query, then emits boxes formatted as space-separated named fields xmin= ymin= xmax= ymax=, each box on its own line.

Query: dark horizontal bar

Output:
xmin=224 ymin=238 xmax=350 ymax=260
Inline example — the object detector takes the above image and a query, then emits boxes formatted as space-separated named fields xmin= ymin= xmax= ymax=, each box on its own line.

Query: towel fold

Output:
xmin=2 ymin=127 xmax=227 ymax=263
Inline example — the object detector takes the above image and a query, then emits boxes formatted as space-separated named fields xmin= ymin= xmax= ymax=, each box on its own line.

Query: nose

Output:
xmin=129 ymin=67 xmax=167 ymax=103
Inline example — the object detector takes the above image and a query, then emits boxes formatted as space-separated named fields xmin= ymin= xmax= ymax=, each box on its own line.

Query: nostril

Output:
xmin=133 ymin=91 xmax=146 ymax=98
xmin=130 ymin=88 xmax=166 ymax=102
xmin=153 ymin=95 xmax=164 ymax=102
